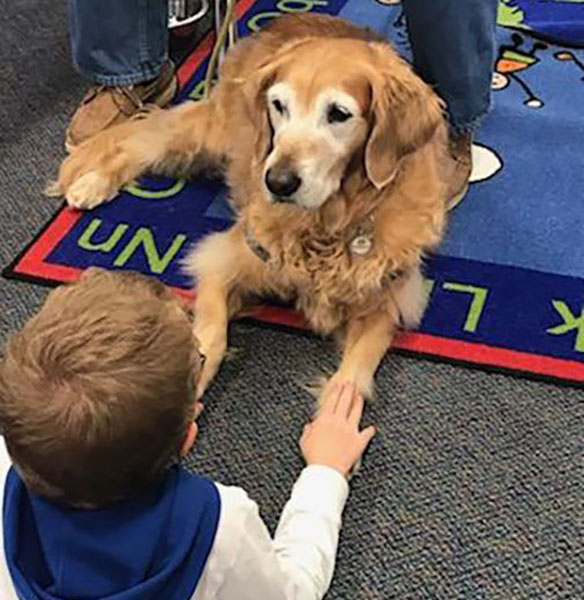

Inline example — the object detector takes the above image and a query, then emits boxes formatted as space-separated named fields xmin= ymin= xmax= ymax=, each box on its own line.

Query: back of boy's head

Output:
xmin=0 ymin=268 xmax=201 ymax=508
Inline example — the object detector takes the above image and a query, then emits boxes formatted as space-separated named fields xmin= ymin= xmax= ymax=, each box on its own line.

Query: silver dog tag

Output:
xmin=349 ymin=234 xmax=373 ymax=256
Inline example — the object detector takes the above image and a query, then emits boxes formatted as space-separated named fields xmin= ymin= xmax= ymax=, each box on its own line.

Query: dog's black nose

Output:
xmin=265 ymin=167 xmax=301 ymax=199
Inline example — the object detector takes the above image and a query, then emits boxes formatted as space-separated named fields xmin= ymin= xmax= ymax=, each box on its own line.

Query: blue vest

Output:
xmin=3 ymin=465 xmax=220 ymax=600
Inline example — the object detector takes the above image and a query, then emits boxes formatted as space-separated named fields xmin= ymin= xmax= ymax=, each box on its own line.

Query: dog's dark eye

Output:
xmin=272 ymin=99 xmax=285 ymax=114
xmin=327 ymin=104 xmax=352 ymax=124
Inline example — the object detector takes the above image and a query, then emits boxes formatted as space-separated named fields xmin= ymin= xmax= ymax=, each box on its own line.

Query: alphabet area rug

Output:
xmin=4 ymin=0 xmax=584 ymax=386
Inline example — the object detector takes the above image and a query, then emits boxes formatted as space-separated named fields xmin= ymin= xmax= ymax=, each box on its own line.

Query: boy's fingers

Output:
xmin=321 ymin=382 xmax=341 ymax=415
xmin=336 ymin=383 xmax=356 ymax=417
xmin=358 ymin=426 xmax=376 ymax=450
xmin=348 ymin=392 xmax=365 ymax=427
xmin=194 ymin=402 xmax=204 ymax=419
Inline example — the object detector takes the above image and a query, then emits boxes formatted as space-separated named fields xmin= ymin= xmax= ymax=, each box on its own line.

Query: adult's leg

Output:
xmin=69 ymin=0 xmax=169 ymax=85
xmin=66 ymin=0 xmax=176 ymax=150
xmin=401 ymin=0 xmax=499 ymax=132
xmin=401 ymin=0 xmax=499 ymax=207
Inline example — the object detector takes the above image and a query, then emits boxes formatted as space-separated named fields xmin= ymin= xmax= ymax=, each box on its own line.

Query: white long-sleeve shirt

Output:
xmin=0 ymin=440 xmax=349 ymax=600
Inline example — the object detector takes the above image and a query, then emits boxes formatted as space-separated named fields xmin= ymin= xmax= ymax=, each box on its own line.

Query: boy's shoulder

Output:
xmin=0 ymin=462 xmax=232 ymax=600
xmin=179 ymin=466 xmax=264 ymax=546
xmin=179 ymin=466 xmax=258 ymax=522
xmin=175 ymin=465 xmax=219 ymax=499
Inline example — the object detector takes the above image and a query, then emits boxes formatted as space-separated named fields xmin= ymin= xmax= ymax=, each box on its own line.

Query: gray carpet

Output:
xmin=1 ymin=2 xmax=582 ymax=598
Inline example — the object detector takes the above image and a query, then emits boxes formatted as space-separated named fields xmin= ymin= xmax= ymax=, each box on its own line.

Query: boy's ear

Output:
xmin=181 ymin=422 xmax=198 ymax=456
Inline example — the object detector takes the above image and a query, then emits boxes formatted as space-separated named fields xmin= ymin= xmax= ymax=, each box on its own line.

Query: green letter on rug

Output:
xmin=547 ymin=300 xmax=584 ymax=352
xmin=424 ymin=278 xmax=435 ymax=301
xmin=125 ymin=179 xmax=185 ymax=199
xmin=248 ymin=1 xmax=328 ymax=32
xmin=247 ymin=11 xmax=282 ymax=32
xmin=78 ymin=219 xmax=129 ymax=253
xmin=442 ymin=282 xmax=489 ymax=333
xmin=113 ymin=228 xmax=188 ymax=274
xmin=188 ymin=81 xmax=206 ymax=101
xmin=277 ymin=1 xmax=328 ymax=13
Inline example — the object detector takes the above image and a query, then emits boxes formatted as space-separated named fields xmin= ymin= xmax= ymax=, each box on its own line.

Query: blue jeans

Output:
xmin=402 ymin=0 xmax=499 ymax=132
xmin=68 ymin=0 xmax=169 ymax=86
xmin=69 ymin=0 xmax=497 ymax=130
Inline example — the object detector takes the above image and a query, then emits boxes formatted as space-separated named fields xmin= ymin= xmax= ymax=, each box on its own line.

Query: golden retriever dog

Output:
xmin=52 ymin=14 xmax=452 ymax=401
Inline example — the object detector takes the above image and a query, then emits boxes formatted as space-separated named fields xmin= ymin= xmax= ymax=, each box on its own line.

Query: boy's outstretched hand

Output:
xmin=300 ymin=383 xmax=376 ymax=478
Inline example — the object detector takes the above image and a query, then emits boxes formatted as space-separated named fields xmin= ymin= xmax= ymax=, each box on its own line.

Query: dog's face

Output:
xmin=263 ymin=76 xmax=369 ymax=209
xmin=245 ymin=38 xmax=444 ymax=210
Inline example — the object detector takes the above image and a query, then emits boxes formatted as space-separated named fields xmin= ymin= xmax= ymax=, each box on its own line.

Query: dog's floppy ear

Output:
xmin=365 ymin=43 xmax=445 ymax=189
xmin=242 ymin=64 xmax=278 ymax=165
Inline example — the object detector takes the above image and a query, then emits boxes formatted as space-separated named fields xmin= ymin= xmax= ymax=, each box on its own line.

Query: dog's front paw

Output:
xmin=317 ymin=370 xmax=374 ymax=407
xmin=49 ymin=133 xmax=125 ymax=210
xmin=194 ymin=327 xmax=228 ymax=400
xmin=65 ymin=171 xmax=118 ymax=210
xmin=195 ymin=353 xmax=225 ymax=400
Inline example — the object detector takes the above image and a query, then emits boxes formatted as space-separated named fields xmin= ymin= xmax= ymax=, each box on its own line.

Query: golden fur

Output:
xmin=53 ymin=14 xmax=452 ymax=400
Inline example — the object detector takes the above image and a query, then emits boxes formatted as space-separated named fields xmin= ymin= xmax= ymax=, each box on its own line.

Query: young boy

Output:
xmin=0 ymin=268 xmax=375 ymax=600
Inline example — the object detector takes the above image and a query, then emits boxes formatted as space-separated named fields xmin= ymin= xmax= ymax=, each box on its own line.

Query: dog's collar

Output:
xmin=244 ymin=224 xmax=405 ymax=284
xmin=244 ymin=225 xmax=271 ymax=263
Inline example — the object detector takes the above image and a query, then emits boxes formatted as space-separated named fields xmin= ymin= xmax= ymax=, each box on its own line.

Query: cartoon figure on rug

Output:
xmin=492 ymin=32 xmax=547 ymax=108
xmin=392 ymin=6 xmax=405 ymax=31
xmin=554 ymin=50 xmax=584 ymax=82
xmin=469 ymin=144 xmax=503 ymax=185
xmin=376 ymin=0 xmax=404 ymax=26
xmin=376 ymin=0 xmax=408 ymax=51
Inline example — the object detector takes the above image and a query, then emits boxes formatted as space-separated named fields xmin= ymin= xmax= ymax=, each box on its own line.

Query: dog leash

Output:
xmin=204 ymin=0 xmax=238 ymax=98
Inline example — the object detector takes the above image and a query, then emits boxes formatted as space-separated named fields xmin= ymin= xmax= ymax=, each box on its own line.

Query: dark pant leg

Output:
xmin=69 ymin=0 xmax=169 ymax=85
xmin=402 ymin=0 xmax=499 ymax=131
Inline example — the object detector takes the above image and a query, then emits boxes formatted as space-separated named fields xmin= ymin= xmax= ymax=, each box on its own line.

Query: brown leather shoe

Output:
xmin=65 ymin=60 xmax=178 ymax=152
xmin=446 ymin=130 xmax=473 ymax=210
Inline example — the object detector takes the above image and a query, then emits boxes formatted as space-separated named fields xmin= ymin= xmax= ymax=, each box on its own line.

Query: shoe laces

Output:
xmin=84 ymin=85 xmax=145 ymax=116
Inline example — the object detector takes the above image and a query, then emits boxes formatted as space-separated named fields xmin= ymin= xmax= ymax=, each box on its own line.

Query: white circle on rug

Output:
xmin=525 ymin=98 xmax=544 ymax=109
xmin=470 ymin=143 xmax=503 ymax=183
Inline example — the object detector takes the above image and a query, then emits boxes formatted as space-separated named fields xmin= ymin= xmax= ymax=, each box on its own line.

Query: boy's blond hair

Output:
xmin=0 ymin=269 xmax=201 ymax=508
